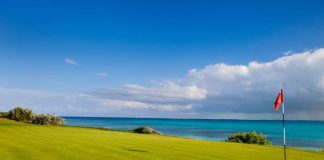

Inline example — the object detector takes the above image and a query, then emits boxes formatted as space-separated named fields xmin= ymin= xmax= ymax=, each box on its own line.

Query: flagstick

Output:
xmin=282 ymin=101 xmax=286 ymax=160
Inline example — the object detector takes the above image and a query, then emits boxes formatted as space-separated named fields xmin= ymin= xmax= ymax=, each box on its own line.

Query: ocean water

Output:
xmin=64 ymin=117 xmax=324 ymax=150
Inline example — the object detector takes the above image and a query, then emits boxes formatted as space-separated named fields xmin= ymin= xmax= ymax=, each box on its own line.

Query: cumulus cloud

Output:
xmin=86 ymin=48 xmax=324 ymax=119
xmin=1 ymin=49 xmax=324 ymax=120
xmin=283 ymin=50 xmax=293 ymax=56
xmin=186 ymin=49 xmax=324 ymax=119
xmin=64 ymin=58 xmax=78 ymax=65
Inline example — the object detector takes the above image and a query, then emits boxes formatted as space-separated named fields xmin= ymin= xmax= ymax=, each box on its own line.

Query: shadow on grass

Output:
xmin=123 ymin=148 xmax=148 ymax=153
xmin=69 ymin=125 xmax=131 ymax=132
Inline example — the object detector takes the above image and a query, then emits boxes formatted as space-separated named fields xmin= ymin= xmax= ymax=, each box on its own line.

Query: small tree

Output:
xmin=8 ymin=107 xmax=33 ymax=122
xmin=227 ymin=131 xmax=271 ymax=145
xmin=32 ymin=114 xmax=64 ymax=125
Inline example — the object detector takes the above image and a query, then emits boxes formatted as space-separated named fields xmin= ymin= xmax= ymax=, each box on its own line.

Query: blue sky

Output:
xmin=0 ymin=0 xmax=324 ymax=119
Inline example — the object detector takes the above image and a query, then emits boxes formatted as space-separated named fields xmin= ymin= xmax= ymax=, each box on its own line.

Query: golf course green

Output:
xmin=0 ymin=118 xmax=323 ymax=160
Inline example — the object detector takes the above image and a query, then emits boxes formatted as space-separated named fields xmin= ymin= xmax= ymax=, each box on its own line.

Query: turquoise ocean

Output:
xmin=64 ymin=117 xmax=324 ymax=150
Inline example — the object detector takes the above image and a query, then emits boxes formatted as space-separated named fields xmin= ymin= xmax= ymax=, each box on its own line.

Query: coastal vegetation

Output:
xmin=8 ymin=107 xmax=33 ymax=122
xmin=227 ymin=131 xmax=271 ymax=145
xmin=0 ymin=111 xmax=8 ymax=118
xmin=133 ymin=126 xmax=161 ymax=134
xmin=0 ymin=118 xmax=323 ymax=160
xmin=32 ymin=113 xmax=64 ymax=125
xmin=1 ymin=107 xmax=64 ymax=125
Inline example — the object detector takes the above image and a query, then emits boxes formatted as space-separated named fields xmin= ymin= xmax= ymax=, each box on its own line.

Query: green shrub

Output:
xmin=227 ymin=131 xmax=271 ymax=145
xmin=133 ymin=126 xmax=161 ymax=134
xmin=8 ymin=107 xmax=33 ymax=122
xmin=0 ymin=112 xmax=8 ymax=118
xmin=5 ymin=107 xmax=64 ymax=125
xmin=32 ymin=114 xmax=64 ymax=125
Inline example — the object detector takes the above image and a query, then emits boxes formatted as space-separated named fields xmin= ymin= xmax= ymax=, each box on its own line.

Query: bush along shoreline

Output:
xmin=0 ymin=107 xmax=64 ymax=126
xmin=226 ymin=131 xmax=271 ymax=145
xmin=133 ymin=126 xmax=161 ymax=134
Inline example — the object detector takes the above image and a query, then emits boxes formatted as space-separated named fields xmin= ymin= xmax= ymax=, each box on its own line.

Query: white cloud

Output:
xmin=95 ymin=72 xmax=108 ymax=77
xmin=84 ymin=47 xmax=324 ymax=119
xmin=283 ymin=50 xmax=293 ymax=56
xmin=100 ymin=99 xmax=149 ymax=109
xmin=0 ymin=87 xmax=87 ymax=115
xmin=186 ymin=48 xmax=324 ymax=118
xmin=122 ymin=81 xmax=207 ymax=101
xmin=189 ymin=63 xmax=250 ymax=81
xmin=2 ymin=49 xmax=324 ymax=120
xmin=64 ymin=58 xmax=78 ymax=65
xmin=96 ymin=98 xmax=193 ymax=111
xmin=85 ymin=81 xmax=206 ymax=112
xmin=89 ymin=81 xmax=207 ymax=105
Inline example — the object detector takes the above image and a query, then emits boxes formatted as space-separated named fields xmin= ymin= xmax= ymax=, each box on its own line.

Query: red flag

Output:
xmin=274 ymin=89 xmax=284 ymax=111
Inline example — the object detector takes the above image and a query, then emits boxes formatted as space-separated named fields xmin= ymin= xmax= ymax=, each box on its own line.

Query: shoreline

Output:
xmin=63 ymin=117 xmax=324 ymax=151
xmin=62 ymin=116 xmax=324 ymax=122
xmin=66 ymin=124 xmax=324 ymax=152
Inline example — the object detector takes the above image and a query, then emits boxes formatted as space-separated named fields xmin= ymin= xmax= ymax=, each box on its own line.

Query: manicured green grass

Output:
xmin=0 ymin=118 xmax=323 ymax=160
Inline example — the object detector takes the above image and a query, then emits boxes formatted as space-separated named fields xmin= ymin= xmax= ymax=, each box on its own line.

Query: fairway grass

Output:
xmin=0 ymin=118 xmax=323 ymax=160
